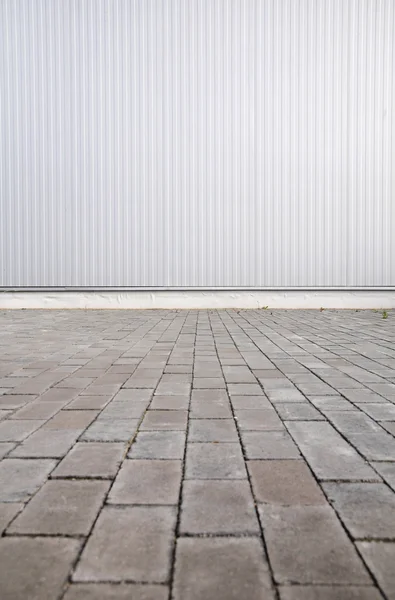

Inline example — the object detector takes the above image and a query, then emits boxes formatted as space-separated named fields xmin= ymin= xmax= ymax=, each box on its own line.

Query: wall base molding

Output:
xmin=0 ymin=290 xmax=394 ymax=309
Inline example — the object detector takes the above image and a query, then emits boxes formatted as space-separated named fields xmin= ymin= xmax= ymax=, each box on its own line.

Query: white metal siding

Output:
xmin=1 ymin=0 xmax=394 ymax=288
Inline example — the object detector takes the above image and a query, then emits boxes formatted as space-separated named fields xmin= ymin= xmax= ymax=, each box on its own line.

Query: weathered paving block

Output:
xmin=190 ymin=400 xmax=233 ymax=419
xmin=0 ymin=458 xmax=57 ymax=500
xmin=228 ymin=383 xmax=264 ymax=396
xmin=109 ymin=459 xmax=182 ymax=504
xmin=74 ymin=506 xmax=176 ymax=582
xmin=279 ymin=586 xmax=383 ymax=600
xmin=286 ymin=422 xmax=379 ymax=481
xmin=150 ymin=395 xmax=189 ymax=410
xmin=188 ymin=419 xmax=239 ymax=442
xmin=43 ymin=409 xmax=98 ymax=429
xmin=8 ymin=479 xmax=110 ymax=535
xmin=173 ymin=537 xmax=275 ymax=600
xmin=63 ymin=584 xmax=169 ymax=600
xmin=234 ymin=409 xmax=284 ymax=431
xmin=248 ymin=460 xmax=326 ymax=505
xmin=0 ymin=502 xmax=23 ymax=533
xmin=346 ymin=431 xmax=395 ymax=461
xmin=11 ymin=429 xmax=80 ymax=458
xmin=185 ymin=442 xmax=246 ymax=479
xmin=324 ymin=411 xmax=382 ymax=433
xmin=242 ymin=431 xmax=300 ymax=459
xmin=323 ymin=482 xmax=395 ymax=540
xmin=275 ymin=403 xmax=325 ymax=421
xmin=65 ymin=395 xmax=113 ymax=410
xmin=230 ymin=395 xmax=272 ymax=409
xmin=12 ymin=400 xmax=65 ymax=420
xmin=260 ymin=505 xmax=372 ymax=585
xmin=82 ymin=418 xmax=139 ymax=442
xmin=0 ymin=419 xmax=45 ymax=442
xmin=180 ymin=480 xmax=259 ymax=534
xmin=140 ymin=410 xmax=188 ymax=431
xmin=0 ymin=442 xmax=15 ymax=459
xmin=52 ymin=442 xmax=124 ymax=478
xmin=371 ymin=462 xmax=395 ymax=492
xmin=0 ymin=537 xmax=81 ymax=600
xmin=128 ymin=431 xmax=186 ymax=459
xmin=356 ymin=541 xmax=395 ymax=600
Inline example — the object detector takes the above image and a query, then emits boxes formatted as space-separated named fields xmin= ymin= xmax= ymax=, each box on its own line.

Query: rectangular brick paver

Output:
xmin=0 ymin=309 xmax=394 ymax=600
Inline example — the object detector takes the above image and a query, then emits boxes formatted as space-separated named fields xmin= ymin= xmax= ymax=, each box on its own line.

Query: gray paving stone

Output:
xmin=9 ymin=479 xmax=109 ymax=535
xmin=372 ymin=462 xmax=395 ymax=492
xmin=191 ymin=389 xmax=228 ymax=402
xmin=242 ymin=431 xmax=300 ymax=459
xmin=43 ymin=409 xmax=98 ymax=429
xmin=265 ymin=389 xmax=307 ymax=403
xmin=82 ymin=419 xmax=139 ymax=442
xmin=260 ymin=505 xmax=372 ymax=584
xmin=113 ymin=389 xmax=153 ymax=402
xmin=193 ymin=378 xmax=226 ymax=389
xmin=140 ymin=410 xmax=188 ymax=430
xmin=279 ymin=586 xmax=383 ymax=600
xmin=109 ymin=459 xmax=182 ymax=504
xmin=52 ymin=442 xmax=124 ymax=478
xmin=185 ymin=442 xmax=246 ymax=479
xmin=248 ymin=460 xmax=326 ymax=505
xmin=230 ymin=394 xmax=272 ymax=409
xmin=228 ymin=383 xmax=264 ymax=396
xmin=308 ymin=396 xmax=355 ymax=411
xmin=0 ymin=395 xmax=36 ymax=410
xmin=382 ymin=421 xmax=395 ymax=435
xmin=324 ymin=411 xmax=382 ymax=433
xmin=65 ymin=395 xmax=113 ymax=410
xmin=155 ymin=381 xmax=191 ymax=395
xmin=63 ymin=584 xmax=169 ymax=600
xmin=180 ymin=480 xmax=259 ymax=534
xmin=100 ymin=401 xmax=148 ymax=419
xmin=189 ymin=419 xmax=238 ymax=442
xmin=346 ymin=431 xmax=395 ymax=461
xmin=223 ymin=366 xmax=257 ymax=383
xmin=190 ymin=400 xmax=233 ymax=419
xmin=0 ymin=502 xmax=23 ymax=533
xmin=74 ymin=506 xmax=176 ymax=582
xmin=339 ymin=389 xmax=389 ymax=403
xmin=39 ymin=388 xmax=79 ymax=402
xmin=0 ymin=537 xmax=81 ymax=600
xmin=128 ymin=431 xmax=186 ymax=459
xmin=286 ymin=422 xmax=379 ymax=481
xmin=173 ymin=537 xmax=275 ymax=600
xmin=0 ymin=442 xmax=15 ymax=459
xmin=150 ymin=395 xmax=189 ymax=410
xmin=12 ymin=400 xmax=65 ymax=420
xmin=234 ymin=409 xmax=284 ymax=431
xmin=0 ymin=458 xmax=57 ymax=501
xmin=0 ymin=419 xmax=45 ymax=441
xmin=357 ymin=541 xmax=395 ymax=600
xmin=275 ymin=403 xmax=325 ymax=421
xmin=323 ymin=482 xmax=395 ymax=540
xmin=11 ymin=429 xmax=80 ymax=458
xmin=360 ymin=403 xmax=395 ymax=420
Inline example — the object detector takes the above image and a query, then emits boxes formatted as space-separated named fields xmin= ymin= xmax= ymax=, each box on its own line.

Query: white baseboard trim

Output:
xmin=0 ymin=290 xmax=394 ymax=309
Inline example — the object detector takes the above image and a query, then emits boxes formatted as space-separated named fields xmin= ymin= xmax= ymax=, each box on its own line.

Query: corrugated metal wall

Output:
xmin=1 ymin=0 xmax=394 ymax=288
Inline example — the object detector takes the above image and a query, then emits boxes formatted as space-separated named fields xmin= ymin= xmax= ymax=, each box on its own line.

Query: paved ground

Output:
xmin=0 ymin=309 xmax=395 ymax=599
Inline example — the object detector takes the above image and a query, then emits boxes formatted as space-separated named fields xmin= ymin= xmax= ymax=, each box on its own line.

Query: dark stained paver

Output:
xmin=0 ymin=309 xmax=394 ymax=598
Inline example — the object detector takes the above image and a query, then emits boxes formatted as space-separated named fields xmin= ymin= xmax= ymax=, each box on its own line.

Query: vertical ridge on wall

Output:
xmin=0 ymin=0 xmax=394 ymax=287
